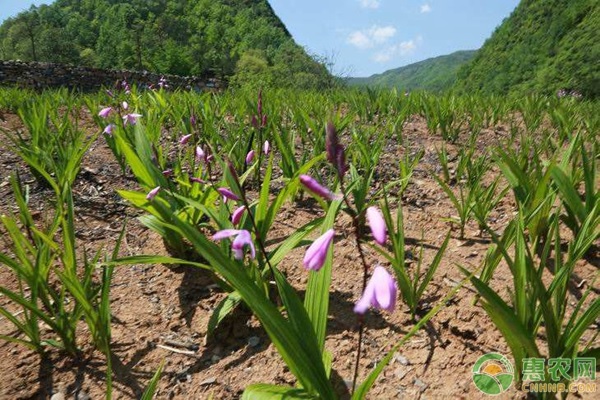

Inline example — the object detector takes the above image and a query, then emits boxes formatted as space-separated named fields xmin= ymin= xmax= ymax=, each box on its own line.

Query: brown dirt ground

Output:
xmin=0 ymin=109 xmax=598 ymax=400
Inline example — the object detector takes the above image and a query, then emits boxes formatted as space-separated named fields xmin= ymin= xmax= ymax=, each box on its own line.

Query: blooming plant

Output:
xmin=4 ymin=86 xmax=597 ymax=399
xmin=108 ymin=107 xmax=458 ymax=398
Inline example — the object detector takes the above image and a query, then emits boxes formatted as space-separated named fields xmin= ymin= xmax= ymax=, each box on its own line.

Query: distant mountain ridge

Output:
xmin=455 ymin=0 xmax=599 ymax=97
xmin=347 ymin=50 xmax=476 ymax=92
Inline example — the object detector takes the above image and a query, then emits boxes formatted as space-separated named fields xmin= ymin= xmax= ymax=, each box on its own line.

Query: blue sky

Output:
xmin=1 ymin=0 xmax=520 ymax=77
xmin=269 ymin=0 xmax=520 ymax=77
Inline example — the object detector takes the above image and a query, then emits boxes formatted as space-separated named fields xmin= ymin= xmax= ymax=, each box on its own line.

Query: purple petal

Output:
xmin=218 ymin=187 xmax=239 ymax=201
xmin=213 ymin=229 xmax=241 ymax=241
xmin=353 ymin=280 xmax=376 ymax=314
xmin=231 ymin=206 xmax=247 ymax=225
xmin=146 ymin=186 xmax=161 ymax=200
xmin=263 ymin=140 xmax=270 ymax=155
xmin=179 ymin=134 xmax=192 ymax=145
xmin=354 ymin=266 xmax=397 ymax=314
xmin=325 ymin=121 xmax=339 ymax=164
xmin=303 ymin=229 xmax=335 ymax=271
xmin=232 ymin=230 xmax=255 ymax=259
xmin=103 ymin=123 xmax=116 ymax=136
xmin=245 ymin=150 xmax=255 ymax=164
xmin=98 ymin=107 xmax=112 ymax=118
xmin=123 ymin=113 xmax=142 ymax=125
xmin=300 ymin=175 xmax=338 ymax=201
xmin=372 ymin=267 xmax=396 ymax=311
xmin=366 ymin=206 xmax=387 ymax=245
xmin=195 ymin=146 xmax=206 ymax=162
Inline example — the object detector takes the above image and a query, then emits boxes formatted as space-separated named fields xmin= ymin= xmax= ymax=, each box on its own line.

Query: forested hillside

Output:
xmin=347 ymin=50 xmax=475 ymax=92
xmin=0 ymin=0 xmax=333 ymax=89
xmin=456 ymin=0 xmax=599 ymax=97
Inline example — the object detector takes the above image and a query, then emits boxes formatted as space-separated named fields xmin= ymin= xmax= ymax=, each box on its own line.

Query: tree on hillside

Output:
xmin=0 ymin=0 xmax=333 ymax=89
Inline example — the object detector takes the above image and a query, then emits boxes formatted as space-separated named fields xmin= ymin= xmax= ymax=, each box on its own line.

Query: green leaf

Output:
xmin=564 ymin=298 xmax=600 ymax=354
xmin=207 ymin=291 xmax=242 ymax=338
xmin=113 ymin=131 xmax=155 ymax=188
xmin=461 ymin=267 xmax=540 ymax=361
xmin=550 ymin=164 xmax=586 ymax=223
xmin=578 ymin=347 xmax=600 ymax=365
xmin=242 ymin=384 xmax=315 ymax=400
xmin=416 ymin=231 xmax=451 ymax=300
xmin=304 ymin=199 xmax=342 ymax=352
xmin=267 ymin=217 xmax=323 ymax=267
xmin=136 ymin=197 xmax=335 ymax=398
xmin=140 ymin=360 xmax=165 ymax=400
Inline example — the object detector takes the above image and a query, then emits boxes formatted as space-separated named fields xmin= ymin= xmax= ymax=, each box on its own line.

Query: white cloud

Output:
xmin=420 ymin=3 xmax=432 ymax=13
xmin=398 ymin=39 xmax=417 ymax=55
xmin=348 ymin=31 xmax=372 ymax=49
xmin=371 ymin=26 xmax=396 ymax=43
xmin=347 ymin=25 xmax=396 ymax=49
xmin=359 ymin=0 xmax=380 ymax=9
xmin=373 ymin=36 xmax=422 ymax=63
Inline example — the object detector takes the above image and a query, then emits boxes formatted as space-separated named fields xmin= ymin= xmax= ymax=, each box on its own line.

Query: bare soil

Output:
xmin=0 ymin=109 xmax=597 ymax=399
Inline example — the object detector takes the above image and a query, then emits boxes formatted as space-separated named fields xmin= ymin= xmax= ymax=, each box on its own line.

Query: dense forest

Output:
xmin=456 ymin=0 xmax=599 ymax=97
xmin=0 ymin=0 xmax=334 ymax=89
xmin=347 ymin=50 xmax=476 ymax=92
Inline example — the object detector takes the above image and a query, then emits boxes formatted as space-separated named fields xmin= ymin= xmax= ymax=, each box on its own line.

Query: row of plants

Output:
xmin=0 ymin=84 xmax=598 ymax=399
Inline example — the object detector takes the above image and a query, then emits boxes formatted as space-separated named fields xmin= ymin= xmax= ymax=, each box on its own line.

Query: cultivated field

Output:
xmin=0 ymin=86 xmax=598 ymax=399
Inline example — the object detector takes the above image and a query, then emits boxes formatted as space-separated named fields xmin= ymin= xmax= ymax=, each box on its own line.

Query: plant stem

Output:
xmin=340 ymin=180 xmax=371 ymax=394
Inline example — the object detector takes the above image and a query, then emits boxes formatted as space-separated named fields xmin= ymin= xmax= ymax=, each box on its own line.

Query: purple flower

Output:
xmin=195 ymin=146 xmax=206 ymax=162
xmin=162 ymin=169 xmax=173 ymax=177
xmin=103 ymin=123 xmax=116 ymax=136
xmin=122 ymin=101 xmax=129 ymax=110
xmin=263 ymin=140 xmax=270 ymax=155
xmin=354 ymin=266 xmax=398 ymax=314
xmin=98 ymin=107 xmax=113 ymax=118
xmin=366 ymin=206 xmax=387 ymax=245
xmin=179 ymin=134 xmax=192 ymax=145
xmin=213 ymin=229 xmax=256 ymax=260
xmin=190 ymin=114 xmax=197 ymax=127
xmin=245 ymin=150 xmax=255 ymax=164
xmin=303 ymin=229 xmax=335 ymax=271
xmin=325 ymin=122 xmax=347 ymax=178
xmin=122 ymin=80 xmax=131 ymax=94
xmin=189 ymin=176 xmax=205 ymax=184
xmin=218 ymin=187 xmax=240 ymax=202
xmin=231 ymin=206 xmax=247 ymax=225
xmin=146 ymin=186 xmax=161 ymax=200
xmin=123 ymin=113 xmax=142 ymax=125
xmin=300 ymin=175 xmax=339 ymax=201
xmin=158 ymin=76 xmax=168 ymax=89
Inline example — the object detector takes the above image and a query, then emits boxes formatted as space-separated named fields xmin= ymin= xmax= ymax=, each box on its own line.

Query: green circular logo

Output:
xmin=472 ymin=353 xmax=514 ymax=395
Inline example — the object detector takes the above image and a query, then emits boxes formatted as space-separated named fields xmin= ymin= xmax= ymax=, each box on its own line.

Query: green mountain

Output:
xmin=456 ymin=0 xmax=599 ymax=97
xmin=347 ymin=50 xmax=476 ymax=92
xmin=0 ymin=0 xmax=332 ymax=89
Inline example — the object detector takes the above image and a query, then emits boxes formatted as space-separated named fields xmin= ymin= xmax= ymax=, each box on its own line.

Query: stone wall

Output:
xmin=0 ymin=60 xmax=222 ymax=92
